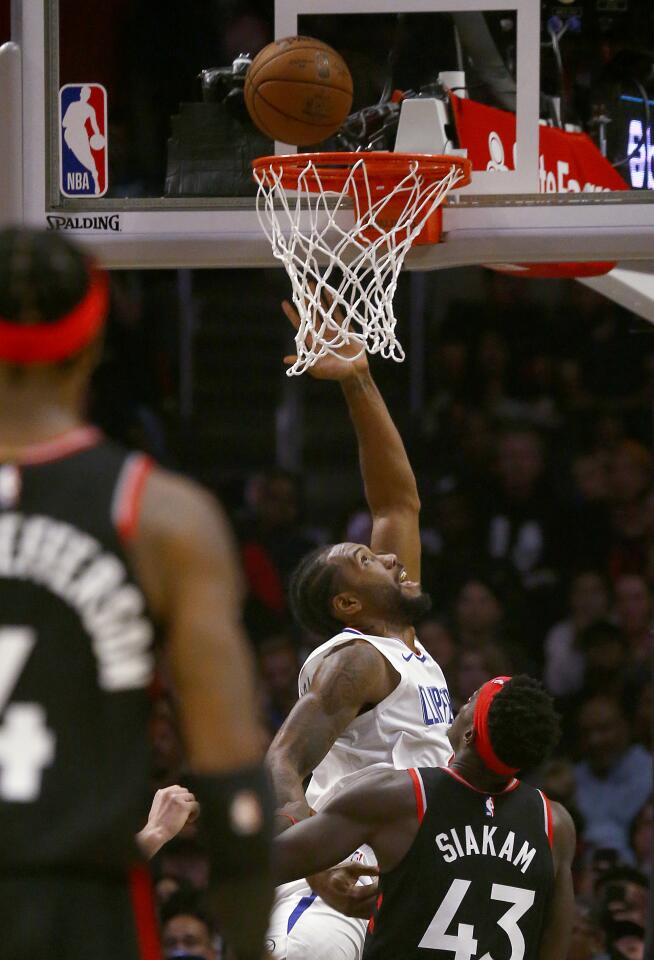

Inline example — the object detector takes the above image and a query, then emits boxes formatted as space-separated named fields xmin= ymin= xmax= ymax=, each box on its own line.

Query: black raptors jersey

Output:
xmin=365 ymin=767 xmax=554 ymax=960
xmin=0 ymin=428 xmax=157 ymax=874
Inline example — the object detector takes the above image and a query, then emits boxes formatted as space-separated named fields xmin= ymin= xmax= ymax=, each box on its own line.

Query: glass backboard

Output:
xmin=3 ymin=0 xmax=654 ymax=279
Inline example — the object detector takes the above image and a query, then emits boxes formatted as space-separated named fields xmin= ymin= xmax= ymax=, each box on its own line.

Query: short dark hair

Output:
xmin=595 ymin=864 xmax=650 ymax=894
xmin=160 ymin=890 xmax=213 ymax=931
xmin=288 ymin=545 xmax=343 ymax=637
xmin=0 ymin=227 xmax=90 ymax=325
xmin=580 ymin=620 xmax=626 ymax=650
xmin=487 ymin=675 xmax=561 ymax=772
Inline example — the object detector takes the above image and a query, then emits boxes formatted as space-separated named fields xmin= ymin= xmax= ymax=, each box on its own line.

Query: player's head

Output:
xmin=447 ymin=675 xmax=560 ymax=776
xmin=80 ymin=85 xmax=92 ymax=102
xmin=0 ymin=227 xmax=108 ymax=381
xmin=289 ymin=542 xmax=432 ymax=637
xmin=160 ymin=891 xmax=217 ymax=960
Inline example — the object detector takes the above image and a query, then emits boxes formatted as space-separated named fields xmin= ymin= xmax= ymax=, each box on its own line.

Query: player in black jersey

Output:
xmin=273 ymin=675 xmax=576 ymax=960
xmin=0 ymin=227 xmax=272 ymax=960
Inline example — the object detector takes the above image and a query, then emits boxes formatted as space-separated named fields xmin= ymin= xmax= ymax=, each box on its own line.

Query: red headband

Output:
xmin=0 ymin=268 xmax=109 ymax=364
xmin=473 ymin=676 xmax=519 ymax=777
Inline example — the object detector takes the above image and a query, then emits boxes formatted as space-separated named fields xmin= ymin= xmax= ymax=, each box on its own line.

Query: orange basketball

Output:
xmin=244 ymin=36 xmax=353 ymax=146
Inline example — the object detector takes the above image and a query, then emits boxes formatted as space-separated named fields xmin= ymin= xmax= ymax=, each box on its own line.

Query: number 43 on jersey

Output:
xmin=419 ymin=878 xmax=535 ymax=960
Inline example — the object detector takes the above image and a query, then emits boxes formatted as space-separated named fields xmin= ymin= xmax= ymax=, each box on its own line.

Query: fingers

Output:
xmin=186 ymin=799 xmax=200 ymax=824
xmin=155 ymin=785 xmax=198 ymax=812
xmin=347 ymin=878 xmax=380 ymax=899
xmin=342 ymin=862 xmax=380 ymax=877
xmin=164 ymin=785 xmax=195 ymax=801
xmin=282 ymin=300 xmax=300 ymax=330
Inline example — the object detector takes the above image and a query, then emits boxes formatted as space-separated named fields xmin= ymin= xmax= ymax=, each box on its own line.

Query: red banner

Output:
xmin=449 ymin=96 xmax=627 ymax=193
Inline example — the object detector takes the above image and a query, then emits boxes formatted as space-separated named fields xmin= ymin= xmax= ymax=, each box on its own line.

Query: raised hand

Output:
xmin=282 ymin=287 xmax=369 ymax=381
xmin=135 ymin=784 xmax=200 ymax=859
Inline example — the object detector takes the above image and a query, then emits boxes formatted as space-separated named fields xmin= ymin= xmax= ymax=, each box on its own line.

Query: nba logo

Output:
xmin=485 ymin=796 xmax=495 ymax=818
xmin=59 ymin=84 xmax=108 ymax=198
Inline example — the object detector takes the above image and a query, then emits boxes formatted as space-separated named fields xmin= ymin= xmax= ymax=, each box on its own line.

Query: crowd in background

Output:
xmin=109 ymin=270 xmax=653 ymax=960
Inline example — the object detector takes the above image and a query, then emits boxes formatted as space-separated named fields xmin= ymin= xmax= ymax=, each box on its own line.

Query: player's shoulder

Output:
xmin=301 ymin=629 xmax=386 ymax=673
xmin=134 ymin=465 xmax=238 ymax=569
xmin=140 ymin=466 xmax=226 ymax=538
xmin=549 ymin=800 xmax=576 ymax=845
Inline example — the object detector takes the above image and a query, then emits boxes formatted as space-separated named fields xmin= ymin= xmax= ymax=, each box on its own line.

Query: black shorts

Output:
xmin=1 ymin=866 xmax=161 ymax=960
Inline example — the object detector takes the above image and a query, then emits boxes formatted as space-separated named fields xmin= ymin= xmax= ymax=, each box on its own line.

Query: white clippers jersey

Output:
xmin=299 ymin=627 xmax=454 ymax=812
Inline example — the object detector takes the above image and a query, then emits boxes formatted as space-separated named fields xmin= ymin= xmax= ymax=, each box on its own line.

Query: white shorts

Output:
xmin=266 ymin=879 xmax=368 ymax=960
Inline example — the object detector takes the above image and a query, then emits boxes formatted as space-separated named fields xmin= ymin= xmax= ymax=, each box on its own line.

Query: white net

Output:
xmin=253 ymin=154 xmax=467 ymax=376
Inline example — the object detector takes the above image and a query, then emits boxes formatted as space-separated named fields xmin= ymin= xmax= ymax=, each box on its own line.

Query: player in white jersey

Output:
xmin=266 ymin=298 xmax=454 ymax=960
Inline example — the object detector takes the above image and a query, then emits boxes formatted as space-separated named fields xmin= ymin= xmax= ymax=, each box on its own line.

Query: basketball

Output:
xmin=89 ymin=133 xmax=105 ymax=150
xmin=244 ymin=36 xmax=353 ymax=145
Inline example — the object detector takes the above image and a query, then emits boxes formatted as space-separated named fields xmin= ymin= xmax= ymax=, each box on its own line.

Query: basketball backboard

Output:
xmin=2 ymin=0 xmax=654 ymax=286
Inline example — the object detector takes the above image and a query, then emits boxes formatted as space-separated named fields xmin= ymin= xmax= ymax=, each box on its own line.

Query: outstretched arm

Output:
xmin=273 ymin=768 xmax=419 ymax=884
xmin=341 ymin=370 xmax=421 ymax=580
xmin=267 ymin=639 xmax=396 ymax=820
xmin=538 ymin=802 xmax=576 ymax=960
xmin=282 ymin=298 xmax=421 ymax=580
xmin=133 ymin=469 xmax=272 ymax=960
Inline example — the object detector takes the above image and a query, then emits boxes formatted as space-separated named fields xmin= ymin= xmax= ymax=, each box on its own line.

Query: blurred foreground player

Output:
xmin=0 ymin=228 xmax=272 ymax=960
xmin=274 ymin=676 xmax=576 ymax=960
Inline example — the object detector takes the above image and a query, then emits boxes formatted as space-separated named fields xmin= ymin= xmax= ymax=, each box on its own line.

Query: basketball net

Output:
xmin=252 ymin=152 xmax=470 ymax=376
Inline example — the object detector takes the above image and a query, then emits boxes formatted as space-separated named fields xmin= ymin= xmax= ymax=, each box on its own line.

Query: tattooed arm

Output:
xmin=267 ymin=639 xmax=398 ymax=821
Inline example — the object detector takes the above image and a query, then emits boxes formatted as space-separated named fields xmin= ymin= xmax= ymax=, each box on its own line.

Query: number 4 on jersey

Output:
xmin=0 ymin=628 xmax=55 ymax=801
xmin=418 ymin=878 xmax=535 ymax=960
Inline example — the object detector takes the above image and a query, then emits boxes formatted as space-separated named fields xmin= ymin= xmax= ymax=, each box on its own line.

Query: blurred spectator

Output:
xmin=607 ymin=442 xmax=654 ymax=581
xmin=420 ymin=478 xmax=483 ymax=610
xmin=631 ymin=681 xmax=652 ymax=751
xmin=449 ymin=645 xmax=513 ymax=712
xmin=572 ymin=452 xmax=611 ymax=505
xmin=472 ymin=329 xmax=511 ymax=416
xmin=420 ymin=335 xmax=470 ymax=442
xmin=567 ymin=903 xmax=608 ymax=960
xmin=629 ymin=800 xmax=652 ymax=876
xmin=160 ymin=892 xmax=218 ymax=959
xmin=613 ymin=574 xmax=653 ymax=668
xmin=543 ymin=570 xmax=611 ymax=697
xmin=258 ymin=633 xmax=300 ymax=734
xmin=155 ymin=875 xmax=183 ymax=906
xmin=574 ymin=695 xmax=653 ymax=862
xmin=453 ymin=578 xmax=504 ymax=649
xmin=567 ymin=451 xmax=612 ymax=570
xmin=416 ymin=618 xmax=457 ymax=674
xmin=459 ymin=410 xmax=496 ymax=481
xmin=579 ymin=621 xmax=629 ymax=699
xmin=157 ymin=837 xmax=210 ymax=893
xmin=593 ymin=413 xmax=626 ymax=454
xmin=481 ymin=425 xmax=563 ymax=652
xmin=555 ymin=358 xmax=593 ymax=419
xmin=595 ymin=867 xmax=649 ymax=960
xmin=539 ymin=757 xmax=578 ymax=810
xmin=238 ymin=468 xmax=319 ymax=638
xmin=505 ymin=350 xmax=561 ymax=430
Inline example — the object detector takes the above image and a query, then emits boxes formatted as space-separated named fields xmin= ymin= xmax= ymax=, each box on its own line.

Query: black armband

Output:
xmin=186 ymin=765 xmax=274 ymax=880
